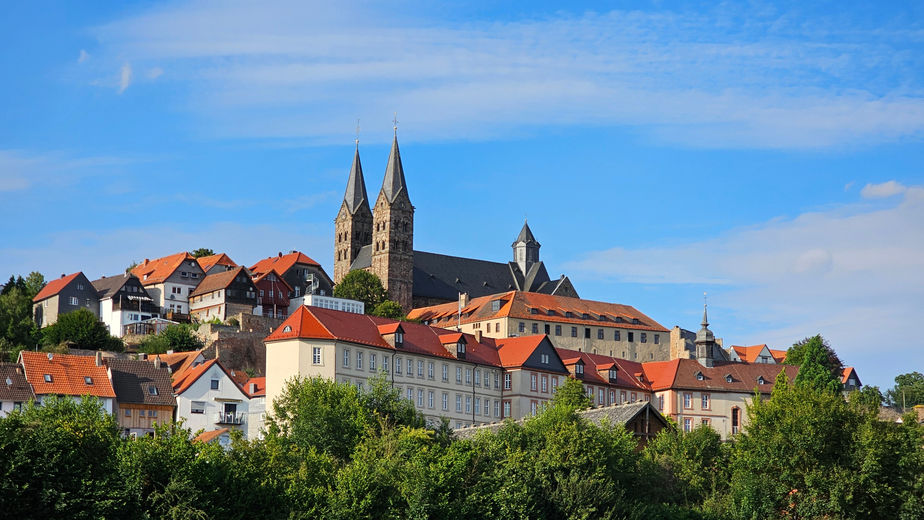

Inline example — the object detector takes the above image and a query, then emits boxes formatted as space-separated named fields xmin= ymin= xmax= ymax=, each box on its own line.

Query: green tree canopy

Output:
xmin=191 ymin=248 xmax=215 ymax=258
xmin=137 ymin=323 xmax=204 ymax=354
xmin=785 ymin=334 xmax=844 ymax=380
xmin=41 ymin=308 xmax=123 ymax=352
xmin=371 ymin=299 xmax=404 ymax=319
xmin=886 ymin=371 xmax=924 ymax=410
xmin=792 ymin=335 xmax=842 ymax=393
xmin=22 ymin=272 xmax=45 ymax=300
xmin=549 ymin=376 xmax=592 ymax=411
xmin=333 ymin=270 xmax=388 ymax=313
xmin=0 ymin=283 xmax=40 ymax=355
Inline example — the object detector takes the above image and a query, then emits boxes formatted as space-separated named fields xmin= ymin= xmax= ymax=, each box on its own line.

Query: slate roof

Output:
xmin=250 ymin=251 xmax=321 ymax=275
xmin=20 ymin=351 xmax=116 ymax=398
xmin=409 ymin=290 xmax=668 ymax=333
xmin=189 ymin=266 xmax=249 ymax=298
xmin=513 ymin=221 xmax=539 ymax=246
xmin=0 ymin=363 xmax=35 ymax=402
xmin=132 ymin=252 xmax=196 ymax=285
xmin=104 ymin=358 xmax=176 ymax=407
xmin=343 ymin=146 xmax=370 ymax=215
xmin=91 ymin=273 xmax=139 ymax=299
xmin=32 ymin=272 xmax=81 ymax=302
xmin=379 ymin=136 xmax=408 ymax=203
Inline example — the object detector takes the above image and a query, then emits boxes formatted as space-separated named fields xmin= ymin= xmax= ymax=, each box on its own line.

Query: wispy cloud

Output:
xmin=567 ymin=184 xmax=924 ymax=385
xmin=87 ymin=1 xmax=924 ymax=148
xmin=119 ymin=62 xmax=132 ymax=94
xmin=0 ymin=149 xmax=135 ymax=192
xmin=861 ymin=180 xmax=907 ymax=199
xmin=78 ymin=49 xmax=90 ymax=63
xmin=147 ymin=66 xmax=163 ymax=79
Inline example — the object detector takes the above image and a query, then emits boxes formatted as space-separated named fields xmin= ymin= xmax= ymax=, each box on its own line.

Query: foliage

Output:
xmin=644 ymin=424 xmax=729 ymax=506
xmin=137 ymin=324 xmax=204 ymax=354
xmin=360 ymin=372 xmax=426 ymax=429
xmin=333 ymin=270 xmax=388 ymax=314
xmin=125 ymin=261 xmax=139 ymax=273
xmin=886 ymin=371 xmax=924 ymax=410
xmin=849 ymin=385 xmax=884 ymax=414
xmin=785 ymin=334 xmax=844 ymax=381
xmin=371 ymin=299 xmax=405 ymax=319
xmin=0 ymin=397 xmax=133 ymax=519
xmin=0 ymin=284 xmax=40 ymax=355
xmin=550 ymin=375 xmax=592 ymax=410
xmin=191 ymin=248 xmax=215 ymax=258
xmin=41 ymin=308 xmax=124 ymax=352
xmin=792 ymin=335 xmax=841 ymax=393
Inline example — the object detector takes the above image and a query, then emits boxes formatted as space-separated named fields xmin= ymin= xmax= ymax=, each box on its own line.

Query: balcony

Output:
xmin=216 ymin=412 xmax=244 ymax=425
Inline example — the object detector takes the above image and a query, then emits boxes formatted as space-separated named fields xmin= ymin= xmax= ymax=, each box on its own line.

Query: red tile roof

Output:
xmin=730 ymin=345 xmax=768 ymax=363
xmin=19 ymin=351 xmax=116 ymax=398
xmin=250 ymin=251 xmax=320 ymax=276
xmin=408 ymin=290 xmax=669 ymax=332
xmin=769 ymin=349 xmax=787 ymax=363
xmin=171 ymin=358 xmax=219 ymax=394
xmin=643 ymin=358 xmax=798 ymax=393
xmin=196 ymin=253 xmax=238 ymax=272
xmin=493 ymin=335 xmax=547 ymax=368
xmin=841 ymin=366 xmax=860 ymax=386
xmin=150 ymin=350 xmax=205 ymax=375
xmin=32 ymin=272 xmax=81 ymax=302
xmin=189 ymin=266 xmax=250 ymax=298
xmin=240 ymin=377 xmax=265 ymax=398
xmin=194 ymin=428 xmax=229 ymax=444
xmin=131 ymin=252 xmax=197 ymax=285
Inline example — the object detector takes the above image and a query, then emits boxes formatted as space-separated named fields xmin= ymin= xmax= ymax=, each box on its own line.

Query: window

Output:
xmin=191 ymin=401 xmax=205 ymax=414
xmin=125 ymin=409 xmax=132 ymax=417
xmin=475 ymin=398 xmax=481 ymax=415
xmin=312 ymin=347 xmax=322 ymax=365
xmin=696 ymin=372 xmax=704 ymax=381
xmin=584 ymin=328 xmax=591 ymax=339
xmin=540 ymin=353 xmax=549 ymax=364
xmin=395 ymin=331 xmax=404 ymax=346
xmin=442 ymin=392 xmax=449 ymax=411
xmin=494 ymin=372 xmax=499 ymax=389
xmin=531 ymin=323 xmax=539 ymax=334
xmin=631 ymin=392 xmax=637 ymax=402
xmin=428 ymin=362 xmax=434 ymax=379
xmin=417 ymin=360 xmax=424 ymax=377
xmin=683 ymin=418 xmax=692 ymax=432
xmin=465 ymin=396 xmax=472 ymax=413
xmin=343 ymin=349 xmax=350 ymax=367
xmin=210 ymin=379 xmax=219 ymax=390
xmin=530 ymin=373 xmax=538 ymax=391
xmin=148 ymin=385 xmax=158 ymax=396
xmin=608 ymin=390 xmax=615 ymax=404
xmin=620 ymin=390 xmax=627 ymax=403
xmin=493 ymin=401 xmax=500 ymax=417
xmin=69 ymin=296 xmax=79 ymax=306
xmin=757 ymin=376 xmax=766 ymax=385
xmin=571 ymin=326 xmax=578 ymax=337
xmin=407 ymin=388 xmax=413 ymax=401
xmin=43 ymin=374 xmax=53 ymax=383
xmin=139 ymin=410 xmax=146 ymax=417
xmin=456 ymin=366 xmax=463 ymax=383
xmin=503 ymin=401 xmax=511 ymax=418
xmin=474 ymin=370 xmax=481 ymax=386
xmin=151 ymin=410 xmax=158 ymax=418
xmin=442 ymin=364 xmax=449 ymax=381
xmin=456 ymin=394 xmax=462 ymax=412
xmin=654 ymin=334 xmax=660 ymax=344
xmin=408 ymin=359 xmax=413 ymax=375
xmin=354 ymin=351 xmax=362 ymax=370
xmin=544 ymin=323 xmax=550 ymax=334
xmin=597 ymin=329 xmax=604 ymax=339
xmin=701 ymin=393 xmax=710 ymax=409
xmin=369 ymin=353 xmax=376 ymax=371
xmin=683 ymin=393 xmax=692 ymax=409
xmin=555 ymin=325 xmax=561 ymax=336
xmin=77 ymin=283 xmax=85 ymax=290
xmin=541 ymin=375 xmax=548 ymax=393
xmin=395 ymin=357 xmax=401 ymax=373
xmin=614 ymin=330 xmax=621 ymax=341
xmin=575 ymin=363 xmax=584 ymax=376
xmin=491 ymin=300 xmax=501 ymax=312
xmin=383 ymin=355 xmax=390 ymax=373
xmin=598 ymin=389 xmax=604 ymax=404
xmin=484 ymin=399 xmax=491 ymax=417
xmin=428 ymin=391 xmax=434 ymax=409
xmin=552 ymin=377 xmax=559 ymax=392
xmin=725 ymin=374 xmax=733 ymax=383
xmin=702 ymin=418 xmax=710 ymax=427
xmin=465 ymin=369 xmax=472 ymax=384
xmin=504 ymin=373 xmax=511 ymax=390
xmin=518 ymin=322 xmax=525 ymax=333
xmin=530 ymin=401 xmax=538 ymax=415
xmin=627 ymin=332 xmax=634 ymax=342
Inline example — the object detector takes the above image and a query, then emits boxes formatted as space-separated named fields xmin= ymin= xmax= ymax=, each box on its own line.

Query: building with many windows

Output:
xmin=131 ymin=252 xmax=206 ymax=317
xmin=32 ymin=272 xmax=99 ymax=328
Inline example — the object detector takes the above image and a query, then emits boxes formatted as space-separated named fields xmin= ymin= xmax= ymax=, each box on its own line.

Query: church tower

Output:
xmin=333 ymin=143 xmax=373 ymax=284
xmin=512 ymin=220 xmax=540 ymax=275
xmin=695 ymin=302 xmax=717 ymax=367
xmin=371 ymin=131 xmax=414 ymax=311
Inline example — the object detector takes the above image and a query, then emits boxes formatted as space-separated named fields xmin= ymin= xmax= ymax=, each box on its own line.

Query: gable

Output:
xmin=520 ymin=337 xmax=569 ymax=374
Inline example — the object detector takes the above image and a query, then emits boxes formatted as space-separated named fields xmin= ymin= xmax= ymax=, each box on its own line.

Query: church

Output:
xmin=333 ymin=133 xmax=578 ymax=311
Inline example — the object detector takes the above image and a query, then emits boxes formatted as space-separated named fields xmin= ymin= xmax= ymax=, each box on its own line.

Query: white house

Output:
xmin=92 ymin=273 xmax=161 ymax=337
xmin=171 ymin=358 xmax=253 ymax=439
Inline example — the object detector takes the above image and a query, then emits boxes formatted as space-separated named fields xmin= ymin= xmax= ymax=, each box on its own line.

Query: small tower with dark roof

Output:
xmin=512 ymin=220 xmax=541 ymax=275
xmin=371 ymin=130 xmax=415 ymax=311
xmin=334 ymin=142 xmax=374 ymax=284
xmin=695 ymin=301 xmax=717 ymax=367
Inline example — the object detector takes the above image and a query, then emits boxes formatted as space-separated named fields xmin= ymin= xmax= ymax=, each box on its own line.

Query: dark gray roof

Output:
xmin=104 ymin=358 xmax=177 ymax=407
xmin=513 ymin=221 xmax=540 ymax=246
xmin=343 ymin=146 xmax=370 ymax=215
xmin=0 ymin=363 xmax=34 ymax=402
xmin=91 ymin=273 xmax=133 ymax=299
xmin=349 ymin=244 xmax=373 ymax=271
xmin=379 ymin=136 xmax=408 ymax=203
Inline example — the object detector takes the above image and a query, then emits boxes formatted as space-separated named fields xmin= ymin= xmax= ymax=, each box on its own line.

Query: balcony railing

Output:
xmin=216 ymin=412 xmax=244 ymax=425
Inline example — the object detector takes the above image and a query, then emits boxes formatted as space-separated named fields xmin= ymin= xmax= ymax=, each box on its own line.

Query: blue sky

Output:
xmin=1 ymin=1 xmax=922 ymax=389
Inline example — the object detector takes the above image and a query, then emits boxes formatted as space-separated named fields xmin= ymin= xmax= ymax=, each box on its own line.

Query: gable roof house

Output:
xmin=92 ymin=273 xmax=160 ymax=338
xmin=188 ymin=267 xmax=258 ymax=322
xmin=727 ymin=344 xmax=787 ymax=364
xmin=238 ymin=376 xmax=266 ymax=440
xmin=32 ymin=272 xmax=99 ymax=328
xmin=131 ymin=252 xmax=205 ymax=319
xmin=18 ymin=351 xmax=116 ymax=413
xmin=169 ymin=357 xmax=254 ymax=439
xmin=196 ymin=253 xmax=239 ymax=274
xmin=104 ymin=358 xmax=176 ymax=437
xmin=250 ymin=251 xmax=334 ymax=315
xmin=0 ymin=363 xmax=35 ymax=417
xmin=252 ymin=270 xmax=293 ymax=320
xmin=408 ymin=290 xmax=670 ymax=362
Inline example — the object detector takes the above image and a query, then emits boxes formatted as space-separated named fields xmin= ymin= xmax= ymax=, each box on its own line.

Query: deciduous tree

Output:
xmin=41 ymin=308 xmax=123 ymax=352
xmin=333 ymin=270 xmax=388 ymax=314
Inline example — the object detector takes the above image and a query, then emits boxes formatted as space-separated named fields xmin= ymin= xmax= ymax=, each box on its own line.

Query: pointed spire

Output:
xmin=696 ymin=293 xmax=714 ymax=344
xmin=701 ymin=298 xmax=709 ymax=328
xmin=380 ymin=134 xmax=408 ymax=203
xmin=343 ymin=145 xmax=369 ymax=215
xmin=514 ymin=220 xmax=539 ymax=245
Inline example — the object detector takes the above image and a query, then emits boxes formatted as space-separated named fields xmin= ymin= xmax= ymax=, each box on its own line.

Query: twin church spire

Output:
xmin=340 ymin=134 xmax=410 ymax=216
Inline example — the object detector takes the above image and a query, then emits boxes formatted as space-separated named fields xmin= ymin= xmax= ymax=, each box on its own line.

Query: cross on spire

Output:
xmin=355 ymin=118 xmax=360 ymax=148
xmin=392 ymin=112 xmax=399 ymax=136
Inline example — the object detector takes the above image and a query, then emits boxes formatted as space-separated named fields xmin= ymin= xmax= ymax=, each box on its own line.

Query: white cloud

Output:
xmin=0 ymin=149 xmax=135 ymax=192
xmin=86 ymin=2 xmax=924 ymax=148
xmin=861 ymin=180 xmax=907 ymax=199
xmin=567 ymin=186 xmax=924 ymax=386
xmin=147 ymin=66 xmax=163 ymax=79
xmin=119 ymin=62 xmax=132 ymax=93
xmin=78 ymin=49 xmax=90 ymax=63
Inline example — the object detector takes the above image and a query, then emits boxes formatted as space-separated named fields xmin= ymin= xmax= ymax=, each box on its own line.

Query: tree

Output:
xmin=549 ymin=376 xmax=592 ymax=411
xmin=886 ymin=371 xmax=924 ymax=411
xmin=333 ymin=270 xmax=388 ymax=314
xmin=0 ymin=283 xmax=40 ymax=354
xmin=41 ymin=308 xmax=123 ymax=352
xmin=137 ymin=324 xmax=204 ymax=354
xmin=371 ymin=299 xmax=404 ymax=319
xmin=22 ymin=272 xmax=45 ymax=300
xmin=360 ymin=372 xmax=425 ymax=429
xmin=191 ymin=248 xmax=215 ymax=258
xmin=850 ymin=385 xmax=884 ymax=415
xmin=792 ymin=335 xmax=841 ymax=393
xmin=644 ymin=424 xmax=729 ymax=507
xmin=785 ymin=334 xmax=844 ymax=381
xmin=125 ymin=261 xmax=139 ymax=274
xmin=0 ymin=397 xmax=133 ymax=519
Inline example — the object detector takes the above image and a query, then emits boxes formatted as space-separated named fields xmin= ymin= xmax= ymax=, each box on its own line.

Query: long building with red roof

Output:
xmin=18 ymin=351 xmax=117 ymax=413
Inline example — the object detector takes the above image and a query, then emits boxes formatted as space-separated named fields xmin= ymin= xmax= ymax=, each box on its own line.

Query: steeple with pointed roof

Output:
xmin=343 ymin=145 xmax=370 ymax=215
xmin=379 ymin=135 xmax=410 ymax=204
xmin=695 ymin=300 xmax=717 ymax=367
xmin=334 ymin=142 xmax=374 ymax=284
xmin=512 ymin=220 xmax=541 ymax=276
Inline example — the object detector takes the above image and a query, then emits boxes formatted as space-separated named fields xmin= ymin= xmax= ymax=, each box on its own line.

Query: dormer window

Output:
xmin=575 ymin=363 xmax=584 ymax=376
xmin=395 ymin=331 xmax=404 ymax=347
xmin=632 ymin=318 xmax=640 ymax=325
xmin=757 ymin=376 xmax=766 ymax=385
xmin=695 ymin=371 xmax=704 ymax=381
xmin=546 ymin=309 xmax=555 ymax=316
xmin=608 ymin=368 xmax=618 ymax=381
xmin=148 ymin=385 xmax=158 ymax=396
xmin=491 ymin=300 xmax=501 ymax=312
xmin=84 ymin=376 xmax=93 ymax=385
xmin=582 ymin=313 xmax=590 ymax=319
xmin=725 ymin=374 xmax=733 ymax=383
xmin=565 ymin=311 xmax=574 ymax=318
xmin=540 ymin=353 xmax=549 ymax=364
xmin=456 ymin=341 xmax=466 ymax=357
xmin=530 ymin=308 xmax=538 ymax=315
xmin=43 ymin=374 xmax=52 ymax=383
xmin=282 ymin=325 xmax=292 ymax=333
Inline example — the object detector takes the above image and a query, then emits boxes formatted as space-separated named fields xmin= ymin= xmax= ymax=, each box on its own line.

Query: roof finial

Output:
xmin=355 ymin=118 xmax=360 ymax=148
xmin=392 ymin=112 xmax=398 ymax=136
xmin=702 ymin=292 xmax=709 ymax=327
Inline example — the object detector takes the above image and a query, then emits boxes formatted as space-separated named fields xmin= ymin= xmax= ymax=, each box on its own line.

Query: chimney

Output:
xmin=143 ymin=259 xmax=149 ymax=265
xmin=214 ymin=344 xmax=220 ymax=360
xmin=459 ymin=292 xmax=470 ymax=308
xmin=166 ymin=349 xmax=174 ymax=355
xmin=47 ymin=352 xmax=53 ymax=361
xmin=474 ymin=330 xmax=482 ymax=342
xmin=277 ymin=252 xmax=282 ymax=257
xmin=289 ymin=250 xmax=297 ymax=254
xmin=249 ymin=382 xmax=257 ymax=394
xmin=95 ymin=351 xmax=102 ymax=367
xmin=60 ymin=273 xmax=66 ymax=278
